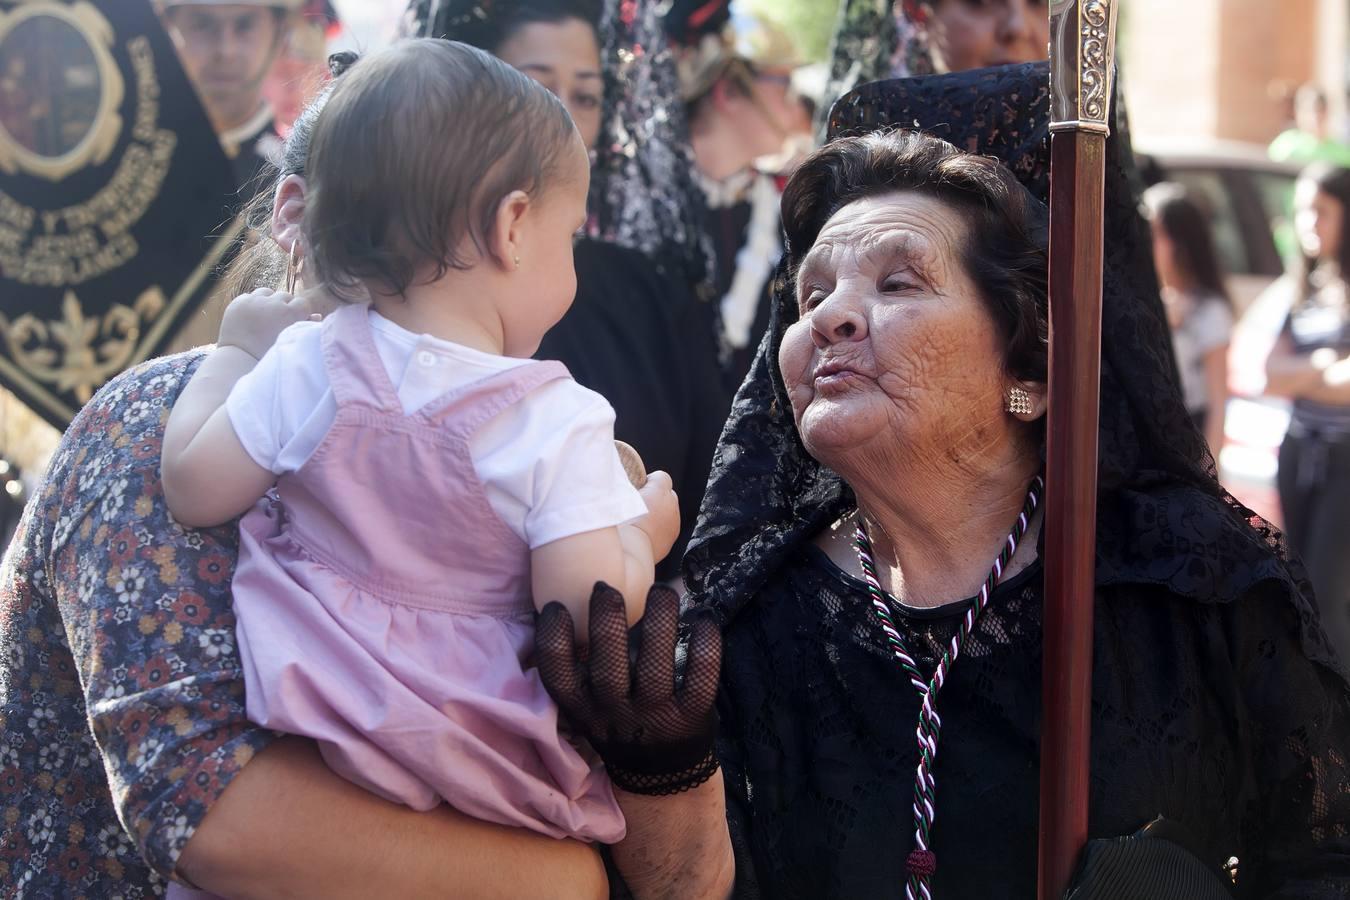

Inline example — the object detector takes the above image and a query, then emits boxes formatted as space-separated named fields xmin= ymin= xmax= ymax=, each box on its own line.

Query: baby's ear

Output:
xmin=488 ymin=190 xmax=532 ymax=272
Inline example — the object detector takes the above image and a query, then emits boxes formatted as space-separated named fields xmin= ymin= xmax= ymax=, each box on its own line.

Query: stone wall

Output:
xmin=1123 ymin=0 xmax=1345 ymax=145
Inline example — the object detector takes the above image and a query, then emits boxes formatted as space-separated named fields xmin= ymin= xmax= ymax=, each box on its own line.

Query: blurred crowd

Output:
xmin=1140 ymin=78 xmax=1350 ymax=620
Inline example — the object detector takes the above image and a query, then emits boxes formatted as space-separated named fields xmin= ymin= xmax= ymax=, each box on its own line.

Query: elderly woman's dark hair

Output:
xmin=782 ymin=129 xmax=1049 ymax=384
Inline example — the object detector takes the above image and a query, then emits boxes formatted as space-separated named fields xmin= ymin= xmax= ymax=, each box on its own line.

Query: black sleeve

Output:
xmin=717 ymin=685 xmax=763 ymax=899
xmin=1234 ymin=585 xmax=1350 ymax=897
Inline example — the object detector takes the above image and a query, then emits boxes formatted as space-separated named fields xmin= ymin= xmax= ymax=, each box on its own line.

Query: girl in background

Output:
xmin=1264 ymin=161 xmax=1350 ymax=658
xmin=1145 ymin=182 xmax=1234 ymax=455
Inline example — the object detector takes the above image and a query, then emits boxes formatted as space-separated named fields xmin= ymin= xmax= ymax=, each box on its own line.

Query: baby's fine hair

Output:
xmin=303 ymin=38 xmax=578 ymax=300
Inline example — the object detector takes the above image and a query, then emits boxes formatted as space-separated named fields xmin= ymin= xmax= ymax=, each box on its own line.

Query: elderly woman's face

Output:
xmin=779 ymin=192 xmax=1013 ymax=464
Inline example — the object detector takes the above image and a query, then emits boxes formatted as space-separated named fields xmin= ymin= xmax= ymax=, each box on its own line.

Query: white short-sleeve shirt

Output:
xmin=225 ymin=308 xmax=646 ymax=549
xmin=1171 ymin=292 xmax=1234 ymax=415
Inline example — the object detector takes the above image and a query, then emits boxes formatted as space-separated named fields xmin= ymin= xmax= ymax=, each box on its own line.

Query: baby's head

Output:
xmin=303 ymin=39 xmax=588 ymax=354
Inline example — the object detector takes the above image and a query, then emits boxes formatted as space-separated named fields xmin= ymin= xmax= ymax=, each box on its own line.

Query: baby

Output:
xmin=162 ymin=39 xmax=678 ymax=847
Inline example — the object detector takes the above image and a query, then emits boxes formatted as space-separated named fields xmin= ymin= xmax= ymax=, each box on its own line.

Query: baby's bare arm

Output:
xmin=531 ymin=469 xmax=679 ymax=637
xmin=163 ymin=288 xmax=325 ymax=527
xmin=162 ymin=347 xmax=276 ymax=528
xmin=531 ymin=527 xmax=654 ymax=637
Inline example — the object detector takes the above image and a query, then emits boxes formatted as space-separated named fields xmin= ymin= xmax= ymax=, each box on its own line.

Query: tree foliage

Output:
xmin=741 ymin=0 xmax=842 ymax=64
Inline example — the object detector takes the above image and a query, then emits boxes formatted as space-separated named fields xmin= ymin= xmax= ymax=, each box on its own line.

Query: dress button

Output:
xmin=417 ymin=350 xmax=437 ymax=367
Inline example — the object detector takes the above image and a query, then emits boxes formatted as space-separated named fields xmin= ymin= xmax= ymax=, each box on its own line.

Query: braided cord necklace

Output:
xmin=854 ymin=475 xmax=1043 ymax=900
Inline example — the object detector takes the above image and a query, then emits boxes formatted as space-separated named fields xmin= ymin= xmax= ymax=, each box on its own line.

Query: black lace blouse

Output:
xmin=717 ymin=545 xmax=1350 ymax=898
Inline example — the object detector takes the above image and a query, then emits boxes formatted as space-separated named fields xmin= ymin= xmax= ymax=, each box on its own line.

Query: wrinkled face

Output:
xmin=495 ymin=19 xmax=604 ymax=152
xmin=1295 ymin=179 xmax=1344 ymax=263
xmin=779 ymin=192 xmax=1013 ymax=468
xmin=924 ymin=0 xmax=1049 ymax=73
xmin=164 ymin=5 xmax=281 ymax=119
xmin=501 ymin=129 xmax=590 ymax=358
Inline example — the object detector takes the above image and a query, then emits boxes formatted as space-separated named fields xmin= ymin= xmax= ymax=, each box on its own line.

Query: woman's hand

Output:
xmin=536 ymin=585 xmax=734 ymax=900
xmin=1322 ymin=352 xmax=1350 ymax=387
xmin=536 ymin=583 xmax=721 ymax=793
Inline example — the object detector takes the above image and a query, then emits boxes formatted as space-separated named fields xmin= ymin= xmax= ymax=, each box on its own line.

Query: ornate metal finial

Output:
xmin=1049 ymin=0 xmax=1119 ymax=134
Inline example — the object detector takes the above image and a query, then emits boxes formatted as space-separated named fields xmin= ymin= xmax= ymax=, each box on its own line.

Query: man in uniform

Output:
xmin=158 ymin=0 xmax=301 ymax=194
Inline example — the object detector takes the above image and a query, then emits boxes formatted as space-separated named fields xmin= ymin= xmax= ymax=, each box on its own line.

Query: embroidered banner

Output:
xmin=0 ymin=0 xmax=242 ymax=428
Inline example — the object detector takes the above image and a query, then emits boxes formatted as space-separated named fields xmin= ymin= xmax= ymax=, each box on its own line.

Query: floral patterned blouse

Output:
xmin=0 ymin=351 xmax=276 ymax=897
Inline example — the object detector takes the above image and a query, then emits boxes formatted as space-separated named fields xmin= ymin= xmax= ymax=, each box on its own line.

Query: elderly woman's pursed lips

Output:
xmin=812 ymin=356 xmax=876 ymax=393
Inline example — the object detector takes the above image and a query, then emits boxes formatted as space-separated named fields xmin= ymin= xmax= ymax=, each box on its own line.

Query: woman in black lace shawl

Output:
xmin=819 ymin=0 xmax=1049 ymax=134
xmin=679 ymin=63 xmax=1350 ymax=898
xmin=534 ymin=64 xmax=1350 ymax=899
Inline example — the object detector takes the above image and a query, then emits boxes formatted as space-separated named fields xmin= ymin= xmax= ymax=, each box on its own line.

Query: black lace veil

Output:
xmin=684 ymin=62 xmax=1341 ymax=678
xmin=817 ymin=0 xmax=929 ymax=135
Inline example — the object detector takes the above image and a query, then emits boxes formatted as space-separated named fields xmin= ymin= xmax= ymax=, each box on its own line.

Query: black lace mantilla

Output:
xmin=683 ymin=62 xmax=1350 ymax=898
xmin=685 ymin=62 xmax=1341 ymax=678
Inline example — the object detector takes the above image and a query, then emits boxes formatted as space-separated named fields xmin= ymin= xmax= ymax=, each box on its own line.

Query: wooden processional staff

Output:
xmin=1039 ymin=2 xmax=1120 ymax=898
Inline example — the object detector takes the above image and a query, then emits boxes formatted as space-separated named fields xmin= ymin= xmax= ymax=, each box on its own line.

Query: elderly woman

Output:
xmin=535 ymin=67 xmax=1350 ymax=898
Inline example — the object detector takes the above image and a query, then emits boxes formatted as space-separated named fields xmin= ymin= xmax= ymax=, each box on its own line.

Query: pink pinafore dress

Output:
xmin=229 ymin=304 xmax=624 ymax=842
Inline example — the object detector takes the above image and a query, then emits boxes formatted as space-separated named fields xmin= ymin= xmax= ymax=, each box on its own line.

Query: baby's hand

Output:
xmin=218 ymin=287 xmax=327 ymax=361
xmin=634 ymin=471 xmax=680 ymax=562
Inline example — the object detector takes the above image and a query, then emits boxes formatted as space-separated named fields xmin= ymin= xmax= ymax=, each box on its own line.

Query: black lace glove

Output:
xmin=535 ymin=583 xmax=723 ymax=796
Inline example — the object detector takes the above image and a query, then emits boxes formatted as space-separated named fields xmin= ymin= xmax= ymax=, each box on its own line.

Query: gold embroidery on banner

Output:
xmin=0 ymin=289 xmax=164 ymax=404
xmin=0 ymin=33 xmax=174 ymax=288
xmin=0 ymin=2 xmax=124 ymax=183
xmin=0 ymin=219 xmax=243 ymax=424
